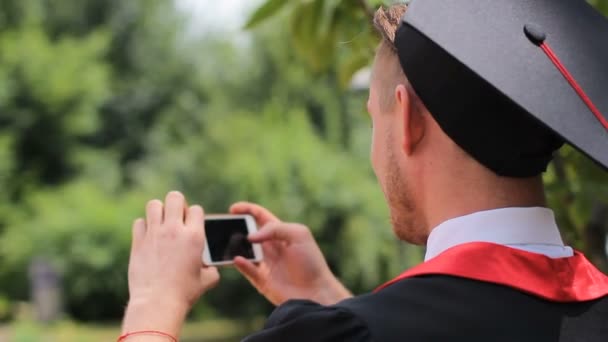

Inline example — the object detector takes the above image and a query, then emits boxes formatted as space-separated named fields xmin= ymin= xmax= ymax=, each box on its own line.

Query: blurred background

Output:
xmin=0 ymin=0 xmax=606 ymax=341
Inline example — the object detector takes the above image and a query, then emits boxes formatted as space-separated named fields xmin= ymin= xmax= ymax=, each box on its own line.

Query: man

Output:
xmin=120 ymin=1 xmax=608 ymax=341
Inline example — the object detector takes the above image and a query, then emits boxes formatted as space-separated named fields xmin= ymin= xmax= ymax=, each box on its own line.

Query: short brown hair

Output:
xmin=372 ymin=4 xmax=422 ymax=113
xmin=373 ymin=4 xmax=407 ymax=51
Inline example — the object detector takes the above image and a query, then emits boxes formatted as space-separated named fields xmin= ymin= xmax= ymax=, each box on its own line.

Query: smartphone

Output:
xmin=202 ymin=214 xmax=263 ymax=266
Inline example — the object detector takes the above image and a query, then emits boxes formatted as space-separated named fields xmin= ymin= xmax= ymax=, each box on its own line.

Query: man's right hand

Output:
xmin=230 ymin=202 xmax=352 ymax=306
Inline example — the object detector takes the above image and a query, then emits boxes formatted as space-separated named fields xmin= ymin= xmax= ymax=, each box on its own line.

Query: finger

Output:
xmin=234 ymin=256 xmax=262 ymax=286
xmin=164 ymin=191 xmax=186 ymax=224
xmin=131 ymin=218 xmax=146 ymax=251
xmin=186 ymin=205 xmax=206 ymax=245
xmin=185 ymin=205 xmax=204 ymax=228
xmin=146 ymin=199 xmax=163 ymax=228
xmin=261 ymin=240 xmax=281 ymax=260
xmin=248 ymin=222 xmax=304 ymax=244
xmin=200 ymin=266 xmax=220 ymax=290
xmin=230 ymin=202 xmax=280 ymax=226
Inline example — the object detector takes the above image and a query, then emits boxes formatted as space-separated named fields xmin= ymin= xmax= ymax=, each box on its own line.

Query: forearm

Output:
xmin=121 ymin=298 xmax=189 ymax=340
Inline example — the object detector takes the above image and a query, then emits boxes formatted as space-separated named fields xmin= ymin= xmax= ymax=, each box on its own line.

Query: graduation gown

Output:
xmin=243 ymin=242 xmax=608 ymax=342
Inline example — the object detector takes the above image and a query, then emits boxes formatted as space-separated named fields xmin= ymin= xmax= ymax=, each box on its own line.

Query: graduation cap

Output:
xmin=394 ymin=0 xmax=608 ymax=177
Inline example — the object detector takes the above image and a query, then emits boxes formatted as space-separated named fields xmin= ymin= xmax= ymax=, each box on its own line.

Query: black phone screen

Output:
xmin=205 ymin=218 xmax=255 ymax=261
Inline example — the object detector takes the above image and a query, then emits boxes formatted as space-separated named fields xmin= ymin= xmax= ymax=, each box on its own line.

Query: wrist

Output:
xmin=315 ymin=278 xmax=352 ymax=306
xmin=118 ymin=330 xmax=177 ymax=341
xmin=122 ymin=297 xmax=190 ymax=336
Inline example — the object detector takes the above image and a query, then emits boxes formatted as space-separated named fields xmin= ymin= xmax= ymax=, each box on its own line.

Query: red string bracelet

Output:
xmin=118 ymin=330 xmax=178 ymax=342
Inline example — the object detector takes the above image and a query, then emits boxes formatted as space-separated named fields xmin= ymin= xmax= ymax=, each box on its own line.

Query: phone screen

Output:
xmin=205 ymin=218 xmax=255 ymax=262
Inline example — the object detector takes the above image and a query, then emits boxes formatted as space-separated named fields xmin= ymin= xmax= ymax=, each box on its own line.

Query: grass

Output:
xmin=0 ymin=318 xmax=263 ymax=342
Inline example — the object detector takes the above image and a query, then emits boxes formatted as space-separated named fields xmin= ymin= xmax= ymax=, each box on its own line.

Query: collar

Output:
xmin=425 ymin=207 xmax=569 ymax=261
xmin=376 ymin=242 xmax=608 ymax=302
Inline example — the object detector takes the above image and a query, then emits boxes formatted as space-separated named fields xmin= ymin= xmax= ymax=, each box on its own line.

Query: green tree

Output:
xmin=0 ymin=0 xmax=409 ymax=322
xmin=0 ymin=0 xmax=209 ymax=321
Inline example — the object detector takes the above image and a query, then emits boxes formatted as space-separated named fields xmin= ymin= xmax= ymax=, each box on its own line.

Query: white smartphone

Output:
xmin=202 ymin=214 xmax=263 ymax=266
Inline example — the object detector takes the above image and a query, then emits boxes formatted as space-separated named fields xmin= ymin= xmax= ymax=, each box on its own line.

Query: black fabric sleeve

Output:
xmin=242 ymin=300 xmax=373 ymax=342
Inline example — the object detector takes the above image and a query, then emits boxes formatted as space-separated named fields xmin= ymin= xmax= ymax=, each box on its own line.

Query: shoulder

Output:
xmin=337 ymin=275 xmax=573 ymax=341
xmin=243 ymin=275 xmax=599 ymax=342
xmin=242 ymin=299 xmax=372 ymax=342
xmin=242 ymin=277 xmax=469 ymax=342
xmin=243 ymin=277 xmax=480 ymax=342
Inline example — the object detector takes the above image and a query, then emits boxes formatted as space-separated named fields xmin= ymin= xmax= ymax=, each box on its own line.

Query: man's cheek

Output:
xmin=370 ymin=135 xmax=385 ymax=183
xmin=370 ymin=133 xmax=378 ymax=171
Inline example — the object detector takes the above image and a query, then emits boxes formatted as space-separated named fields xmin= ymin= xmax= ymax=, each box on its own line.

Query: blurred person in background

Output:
xmin=119 ymin=1 xmax=608 ymax=341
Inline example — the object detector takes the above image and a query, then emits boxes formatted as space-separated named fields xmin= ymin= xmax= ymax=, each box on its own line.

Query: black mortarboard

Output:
xmin=395 ymin=0 xmax=608 ymax=177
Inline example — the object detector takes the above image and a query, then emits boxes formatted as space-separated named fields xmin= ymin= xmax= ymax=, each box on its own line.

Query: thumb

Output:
xmin=230 ymin=202 xmax=280 ymax=226
xmin=249 ymin=222 xmax=303 ymax=244
xmin=131 ymin=218 xmax=146 ymax=252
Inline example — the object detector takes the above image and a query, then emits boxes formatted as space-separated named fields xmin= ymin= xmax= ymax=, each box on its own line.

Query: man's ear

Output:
xmin=395 ymin=85 xmax=425 ymax=156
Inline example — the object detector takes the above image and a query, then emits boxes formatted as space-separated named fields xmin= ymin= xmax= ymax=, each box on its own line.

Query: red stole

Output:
xmin=375 ymin=242 xmax=608 ymax=302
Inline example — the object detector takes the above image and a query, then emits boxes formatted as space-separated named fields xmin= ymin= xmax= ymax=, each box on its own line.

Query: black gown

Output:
xmin=243 ymin=243 xmax=608 ymax=342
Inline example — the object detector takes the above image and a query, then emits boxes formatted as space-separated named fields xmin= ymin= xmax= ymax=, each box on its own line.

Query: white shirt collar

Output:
xmin=425 ymin=207 xmax=572 ymax=261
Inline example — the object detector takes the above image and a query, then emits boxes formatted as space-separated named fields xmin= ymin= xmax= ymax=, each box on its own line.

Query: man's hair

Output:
xmin=372 ymin=4 xmax=421 ymax=113
xmin=373 ymin=4 xmax=407 ymax=50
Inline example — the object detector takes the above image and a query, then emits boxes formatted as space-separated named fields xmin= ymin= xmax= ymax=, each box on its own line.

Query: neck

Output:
xmin=422 ymin=166 xmax=547 ymax=236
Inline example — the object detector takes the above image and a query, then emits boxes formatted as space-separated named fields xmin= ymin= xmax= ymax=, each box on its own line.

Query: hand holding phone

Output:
xmin=228 ymin=202 xmax=352 ymax=306
xmin=202 ymin=214 xmax=263 ymax=266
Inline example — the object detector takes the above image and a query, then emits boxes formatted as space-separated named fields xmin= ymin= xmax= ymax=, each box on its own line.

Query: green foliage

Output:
xmin=0 ymin=294 xmax=10 ymax=321
xmin=0 ymin=29 xmax=109 ymax=122
xmin=590 ymin=0 xmax=608 ymax=13
xmin=0 ymin=0 xmax=206 ymax=321
xmin=0 ymin=0 xmax=412 ymax=322
xmin=1 ymin=180 xmax=146 ymax=320
xmin=246 ymin=0 xmax=378 ymax=84
xmin=245 ymin=0 xmax=289 ymax=29
xmin=0 ymin=27 xmax=110 ymax=187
